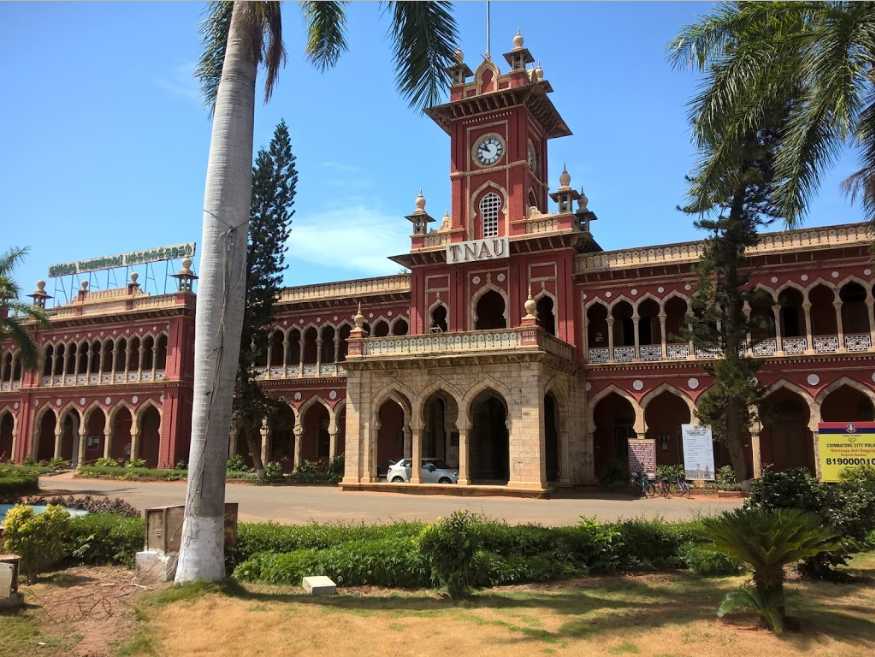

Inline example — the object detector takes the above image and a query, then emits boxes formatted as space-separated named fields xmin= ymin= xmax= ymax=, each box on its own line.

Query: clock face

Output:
xmin=527 ymin=141 xmax=538 ymax=172
xmin=474 ymin=135 xmax=505 ymax=167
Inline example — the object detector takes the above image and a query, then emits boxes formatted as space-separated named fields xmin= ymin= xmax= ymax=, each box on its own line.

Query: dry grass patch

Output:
xmin=126 ymin=553 xmax=875 ymax=657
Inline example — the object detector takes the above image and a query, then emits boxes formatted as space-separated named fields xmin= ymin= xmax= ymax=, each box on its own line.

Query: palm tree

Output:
xmin=704 ymin=508 xmax=841 ymax=634
xmin=670 ymin=2 xmax=875 ymax=226
xmin=175 ymin=1 xmax=458 ymax=583
xmin=0 ymin=247 xmax=46 ymax=369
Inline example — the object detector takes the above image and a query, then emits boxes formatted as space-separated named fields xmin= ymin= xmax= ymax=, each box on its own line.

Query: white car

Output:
xmin=386 ymin=458 xmax=458 ymax=484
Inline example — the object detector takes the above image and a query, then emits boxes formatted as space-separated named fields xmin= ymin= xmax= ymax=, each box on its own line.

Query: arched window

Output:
xmin=431 ymin=305 xmax=448 ymax=332
xmin=479 ymin=192 xmax=502 ymax=238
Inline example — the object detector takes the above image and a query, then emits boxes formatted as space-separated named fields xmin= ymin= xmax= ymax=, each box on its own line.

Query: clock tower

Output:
xmin=392 ymin=32 xmax=596 ymax=344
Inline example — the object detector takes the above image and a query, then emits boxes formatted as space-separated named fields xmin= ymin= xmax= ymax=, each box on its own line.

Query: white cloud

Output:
xmin=289 ymin=205 xmax=409 ymax=275
xmin=155 ymin=61 xmax=200 ymax=103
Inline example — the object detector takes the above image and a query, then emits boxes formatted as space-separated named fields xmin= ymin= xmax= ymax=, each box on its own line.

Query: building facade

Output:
xmin=2 ymin=35 xmax=875 ymax=493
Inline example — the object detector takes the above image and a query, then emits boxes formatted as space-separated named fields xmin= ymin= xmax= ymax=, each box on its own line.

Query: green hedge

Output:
xmin=77 ymin=465 xmax=189 ymax=481
xmin=66 ymin=513 xmax=145 ymax=567
xmin=0 ymin=465 xmax=40 ymax=499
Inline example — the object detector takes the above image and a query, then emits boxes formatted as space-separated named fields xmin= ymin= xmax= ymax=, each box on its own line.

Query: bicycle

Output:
xmin=656 ymin=476 xmax=673 ymax=498
xmin=631 ymin=471 xmax=655 ymax=498
xmin=674 ymin=473 xmax=692 ymax=498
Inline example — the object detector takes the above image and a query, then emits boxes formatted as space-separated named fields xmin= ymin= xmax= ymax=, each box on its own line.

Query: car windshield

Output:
xmin=424 ymin=460 xmax=450 ymax=469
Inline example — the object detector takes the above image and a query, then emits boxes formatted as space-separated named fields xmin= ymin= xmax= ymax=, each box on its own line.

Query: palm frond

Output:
xmin=1 ymin=315 xmax=39 ymax=369
xmin=842 ymin=90 xmax=875 ymax=224
xmin=302 ymin=1 xmax=348 ymax=71
xmin=385 ymin=1 xmax=458 ymax=111
xmin=0 ymin=246 xmax=28 ymax=279
xmin=196 ymin=1 xmax=233 ymax=112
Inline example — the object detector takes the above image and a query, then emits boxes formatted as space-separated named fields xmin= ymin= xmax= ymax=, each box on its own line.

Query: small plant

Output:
xmin=419 ymin=510 xmax=482 ymax=599
xmin=175 ymin=459 xmax=188 ymax=470
xmin=3 ymin=504 xmax=72 ymax=582
xmin=705 ymin=507 xmax=841 ymax=634
xmin=47 ymin=457 xmax=69 ymax=471
xmin=126 ymin=457 xmax=147 ymax=469
xmin=716 ymin=465 xmax=738 ymax=490
xmin=93 ymin=457 xmax=119 ymax=468
xmin=680 ymin=542 xmax=742 ymax=576
xmin=656 ymin=464 xmax=685 ymax=482
xmin=263 ymin=461 xmax=284 ymax=482
xmin=226 ymin=454 xmax=248 ymax=472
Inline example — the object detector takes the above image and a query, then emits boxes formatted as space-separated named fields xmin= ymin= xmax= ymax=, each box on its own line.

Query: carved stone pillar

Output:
xmin=658 ymin=312 xmax=667 ymax=358
xmin=686 ymin=313 xmax=696 ymax=360
xmin=293 ymin=422 xmax=303 ymax=471
xmin=328 ymin=422 xmax=338 ymax=461
xmin=606 ymin=316 xmax=615 ymax=362
xmin=53 ymin=429 xmax=62 ymax=460
xmin=802 ymin=301 xmax=814 ymax=354
xmin=265 ymin=344 xmax=272 ymax=380
xmin=282 ymin=335 xmax=290 ymax=377
xmin=103 ymin=416 xmax=113 ymax=460
xmin=77 ymin=429 xmax=87 ymax=469
xmin=260 ymin=417 xmax=271 ymax=466
xmin=315 ymin=337 xmax=323 ymax=376
xmin=834 ymin=299 xmax=845 ymax=351
xmin=403 ymin=425 xmax=412 ymax=459
xmin=867 ymin=297 xmax=875 ymax=350
xmin=772 ymin=303 xmax=783 ymax=355
xmin=457 ymin=424 xmax=469 ymax=485
xmin=749 ymin=414 xmax=763 ymax=479
xmin=130 ymin=428 xmax=140 ymax=461
xmin=632 ymin=313 xmax=640 ymax=360
xmin=410 ymin=425 xmax=422 ymax=483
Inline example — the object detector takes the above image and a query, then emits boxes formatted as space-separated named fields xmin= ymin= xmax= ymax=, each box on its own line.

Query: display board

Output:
xmin=682 ymin=424 xmax=715 ymax=480
xmin=816 ymin=422 xmax=875 ymax=482
xmin=627 ymin=438 xmax=656 ymax=476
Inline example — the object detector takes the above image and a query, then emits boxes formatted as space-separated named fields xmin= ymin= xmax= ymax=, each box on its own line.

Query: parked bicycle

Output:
xmin=631 ymin=470 xmax=655 ymax=498
xmin=674 ymin=472 xmax=692 ymax=498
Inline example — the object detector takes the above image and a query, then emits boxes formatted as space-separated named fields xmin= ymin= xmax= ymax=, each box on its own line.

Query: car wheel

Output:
xmin=391 ymin=476 xmax=405 ymax=483
xmin=438 ymin=477 xmax=451 ymax=484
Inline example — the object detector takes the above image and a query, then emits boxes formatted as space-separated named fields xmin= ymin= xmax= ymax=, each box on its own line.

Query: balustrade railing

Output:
xmin=666 ymin=343 xmax=689 ymax=360
xmin=639 ymin=344 xmax=663 ymax=361
xmin=782 ymin=336 xmax=807 ymax=354
xmin=253 ymin=363 xmax=346 ymax=380
xmin=0 ymin=381 xmax=20 ymax=392
xmin=751 ymin=339 xmax=777 ymax=357
xmin=845 ymin=333 xmax=872 ymax=352
xmin=813 ymin=335 xmax=839 ymax=353
xmin=38 ymin=369 xmax=167 ymax=387
xmin=612 ymin=346 xmax=635 ymax=362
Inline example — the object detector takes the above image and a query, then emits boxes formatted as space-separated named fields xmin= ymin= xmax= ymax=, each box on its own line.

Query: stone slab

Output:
xmin=0 ymin=563 xmax=12 ymax=598
xmin=302 ymin=575 xmax=336 ymax=595
xmin=136 ymin=550 xmax=178 ymax=584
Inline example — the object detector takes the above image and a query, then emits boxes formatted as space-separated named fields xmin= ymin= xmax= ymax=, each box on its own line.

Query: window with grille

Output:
xmin=479 ymin=192 xmax=502 ymax=237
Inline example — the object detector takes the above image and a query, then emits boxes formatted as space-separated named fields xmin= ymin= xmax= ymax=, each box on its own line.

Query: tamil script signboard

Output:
xmin=48 ymin=243 xmax=196 ymax=278
xmin=446 ymin=237 xmax=509 ymax=264
xmin=816 ymin=422 xmax=875 ymax=482
xmin=682 ymin=424 xmax=715 ymax=480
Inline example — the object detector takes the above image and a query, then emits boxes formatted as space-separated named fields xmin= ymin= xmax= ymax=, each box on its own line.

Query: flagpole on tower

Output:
xmin=485 ymin=0 xmax=491 ymax=60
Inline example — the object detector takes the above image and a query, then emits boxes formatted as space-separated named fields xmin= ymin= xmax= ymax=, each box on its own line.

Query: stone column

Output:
xmin=103 ymin=417 xmax=113 ymax=460
xmin=749 ymin=414 xmax=763 ymax=479
xmin=282 ymin=334 xmax=290 ymax=377
xmin=265 ymin=344 xmax=273 ymax=380
xmin=632 ymin=313 xmax=640 ymax=360
xmin=87 ymin=346 xmax=94 ymax=377
xmin=260 ymin=417 xmax=271 ymax=466
xmin=137 ymin=341 xmax=145 ymax=381
xmin=580 ymin=310 xmax=589 ymax=362
xmin=53 ymin=428 xmax=62 ymax=460
xmin=658 ymin=312 xmax=667 ymax=358
xmin=834 ymin=299 xmax=845 ymax=351
xmin=583 ymin=431 xmax=597 ymax=485
xmin=293 ymin=422 xmax=303 ymax=471
xmin=606 ymin=316 xmax=615 ymax=361
xmin=315 ymin=337 xmax=322 ymax=376
xmin=867 ymin=297 xmax=875 ymax=350
xmin=48 ymin=350 xmax=55 ymax=385
xmin=686 ymin=313 xmax=696 ymax=359
xmin=110 ymin=343 xmax=117 ymax=383
xmin=772 ymin=304 xmax=783 ymax=355
xmin=333 ymin=338 xmax=341 ymax=369
xmin=803 ymin=301 xmax=814 ymax=354
xmin=410 ymin=425 xmax=422 ymax=483
xmin=328 ymin=421 xmax=338 ymax=461
xmin=403 ymin=425 xmax=412 ymax=459
xmin=130 ymin=428 xmax=140 ymax=461
xmin=76 ymin=429 xmax=87 ymax=468
xmin=457 ymin=424 xmax=469 ymax=485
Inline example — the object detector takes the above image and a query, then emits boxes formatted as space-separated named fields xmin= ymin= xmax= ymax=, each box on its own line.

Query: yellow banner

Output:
xmin=817 ymin=431 xmax=875 ymax=482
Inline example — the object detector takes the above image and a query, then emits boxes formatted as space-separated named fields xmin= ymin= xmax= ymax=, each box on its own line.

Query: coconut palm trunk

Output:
xmin=175 ymin=3 xmax=257 ymax=583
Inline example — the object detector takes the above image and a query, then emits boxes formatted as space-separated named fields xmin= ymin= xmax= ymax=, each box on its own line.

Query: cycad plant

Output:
xmin=704 ymin=508 xmax=842 ymax=634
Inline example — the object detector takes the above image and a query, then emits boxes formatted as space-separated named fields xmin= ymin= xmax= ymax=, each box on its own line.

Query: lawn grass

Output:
xmin=118 ymin=551 xmax=875 ymax=657
xmin=0 ymin=609 xmax=72 ymax=657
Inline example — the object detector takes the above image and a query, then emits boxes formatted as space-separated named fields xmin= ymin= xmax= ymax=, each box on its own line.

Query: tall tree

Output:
xmin=670 ymin=2 xmax=875 ymax=226
xmin=671 ymin=11 xmax=798 ymax=479
xmin=0 ymin=247 xmax=46 ymax=369
xmin=234 ymin=120 xmax=297 ymax=481
xmin=177 ymin=1 xmax=458 ymax=583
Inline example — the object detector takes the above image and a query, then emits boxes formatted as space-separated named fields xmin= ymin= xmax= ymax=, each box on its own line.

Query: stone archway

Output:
xmin=544 ymin=392 xmax=560 ymax=483
xmin=474 ymin=289 xmax=507 ymax=330
xmin=301 ymin=402 xmax=331 ymax=463
xmin=58 ymin=408 xmax=80 ymax=464
xmin=820 ymin=383 xmax=875 ymax=421
xmin=270 ymin=404 xmax=296 ymax=472
xmin=82 ymin=407 xmax=107 ymax=465
xmin=138 ymin=405 xmax=161 ymax=468
xmin=592 ymin=392 xmax=636 ymax=483
xmin=420 ymin=390 xmax=459 ymax=466
xmin=0 ymin=411 xmax=13 ymax=462
xmin=645 ymin=391 xmax=690 ymax=467
xmin=759 ymin=387 xmax=814 ymax=472
xmin=36 ymin=409 xmax=57 ymax=462
xmin=376 ymin=398 xmax=406 ymax=478
xmin=469 ymin=388 xmax=509 ymax=484
xmin=110 ymin=407 xmax=133 ymax=462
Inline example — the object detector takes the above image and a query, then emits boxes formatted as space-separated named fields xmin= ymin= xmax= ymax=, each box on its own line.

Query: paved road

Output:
xmin=39 ymin=473 xmax=741 ymax=525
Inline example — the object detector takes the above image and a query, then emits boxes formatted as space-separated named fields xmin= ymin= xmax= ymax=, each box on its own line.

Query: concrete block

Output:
xmin=136 ymin=550 xmax=178 ymax=584
xmin=0 ymin=563 xmax=21 ymax=609
xmin=302 ymin=575 xmax=336 ymax=595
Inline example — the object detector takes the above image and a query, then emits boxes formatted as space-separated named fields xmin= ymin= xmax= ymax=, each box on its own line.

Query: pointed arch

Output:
xmin=415 ymin=380 xmax=463 ymax=426
xmin=815 ymin=376 xmax=875 ymax=406
xmin=587 ymin=384 xmax=644 ymax=434
xmin=461 ymin=376 xmax=514 ymax=426
xmin=640 ymin=383 xmax=695 ymax=417
xmin=470 ymin=284 xmax=508 ymax=331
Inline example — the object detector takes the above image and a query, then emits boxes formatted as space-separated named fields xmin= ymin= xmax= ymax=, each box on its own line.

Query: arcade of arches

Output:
xmin=590 ymin=382 xmax=875 ymax=482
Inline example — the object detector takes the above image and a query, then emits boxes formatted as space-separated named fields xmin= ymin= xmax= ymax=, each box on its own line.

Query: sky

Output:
xmin=0 ymin=1 xmax=863 ymax=303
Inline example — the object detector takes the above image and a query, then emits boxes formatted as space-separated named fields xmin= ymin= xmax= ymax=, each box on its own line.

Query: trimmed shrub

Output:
xmin=2 ymin=504 xmax=71 ymax=582
xmin=716 ymin=465 xmax=739 ymax=490
xmin=22 ymin=495 xmax=139 ymax=517
xmin=680 ymin=542 xmax=742 ymax=576
xmin=66 ymin=513 xmax=145 ymax=567
xmin=77 ymin=465 xmax=189 ymax=481
xmin=472 ymin=550 xmax=585 ymax=586
xmin=234 ymin=536 xmax=428 ymax=587
xmin=419 ymin=511 xmax=482 ymax=598
xmin=0 ymin=465 xmax=39 ymax=499
xmin=613 ymin=518 xmax=687 ymax=570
